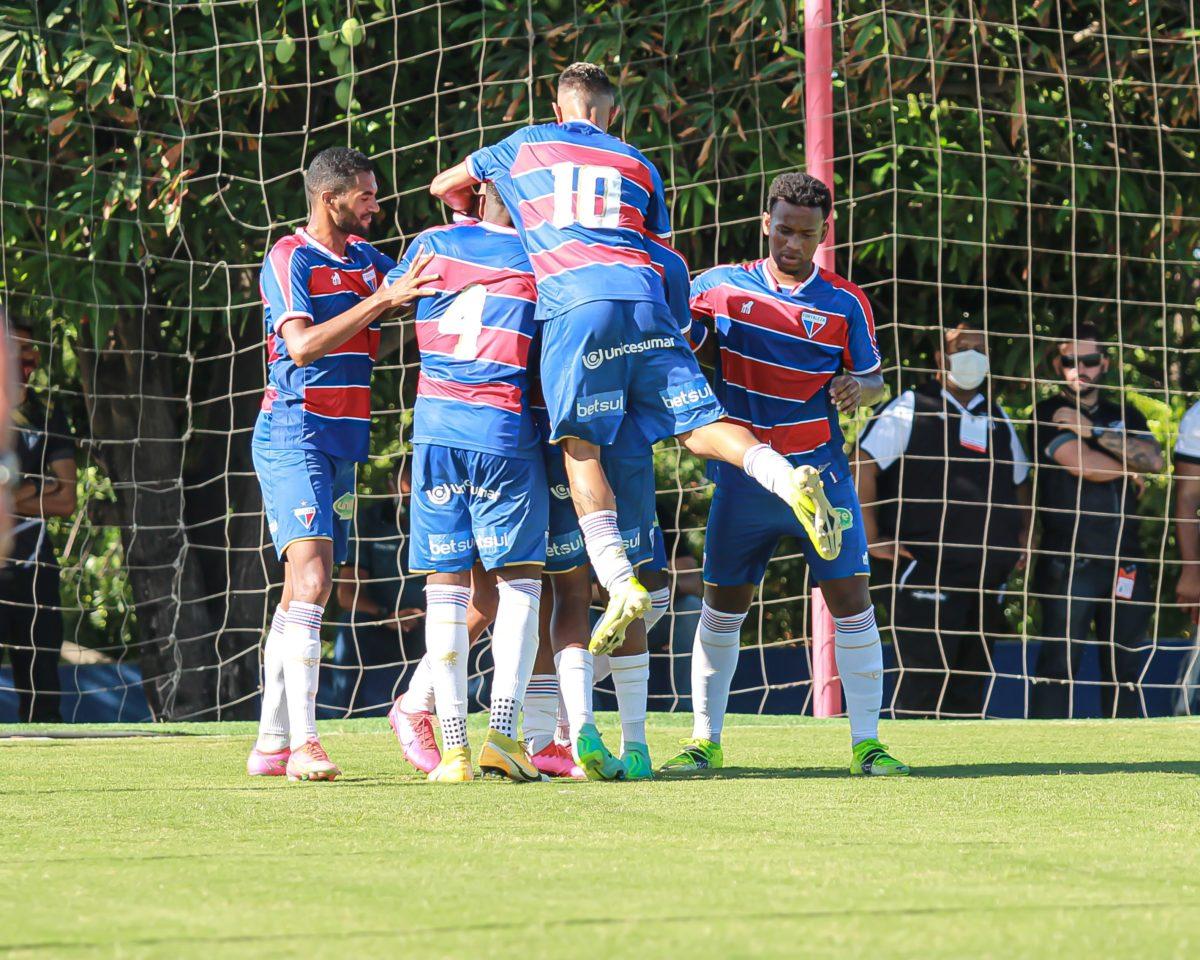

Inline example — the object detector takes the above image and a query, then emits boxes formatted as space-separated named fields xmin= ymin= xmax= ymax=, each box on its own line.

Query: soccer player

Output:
xmin=429 ymin=63 xmax=839 ymax=666
xmin=247 ymin=147 xmax=438 ymax=782
xmin=386 ymin=185 xmax=548 ymax=783
xmin=660 ymin=172 xmax=911 ymax=777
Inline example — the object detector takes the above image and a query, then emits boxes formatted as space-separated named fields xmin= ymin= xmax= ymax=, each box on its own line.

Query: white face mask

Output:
xmin=946 ymin=349 xmax=989 ymax=391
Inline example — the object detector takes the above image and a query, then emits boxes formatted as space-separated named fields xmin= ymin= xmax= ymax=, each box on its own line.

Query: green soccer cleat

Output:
xmin=575 ymin=723 xmax=626 ymax=781
xmin=783 ymin=464 xmax=841 ymax=561
xmin=620 ymin=742 xmax=653 ymax=780
xmin=658 ymin=737 xmax=724 ymax=773
xmin=589 ymin=576 xmax=652 ymax=657
xmin=850 ymin=738 xmax=910 ymax=777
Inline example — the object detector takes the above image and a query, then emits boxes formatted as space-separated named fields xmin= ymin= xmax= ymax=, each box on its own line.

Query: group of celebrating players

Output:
xmin=246 ymin=62 xmax=912 ymax=783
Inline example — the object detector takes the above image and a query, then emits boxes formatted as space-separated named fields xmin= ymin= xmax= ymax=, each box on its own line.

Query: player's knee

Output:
xmin=289 ymin=562 xmax=332 ymax=606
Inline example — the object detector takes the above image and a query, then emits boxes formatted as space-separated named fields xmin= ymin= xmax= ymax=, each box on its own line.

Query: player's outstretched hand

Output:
xmin=829 ymin=374 xmax=861 ymax=414
xmin=378 ymin=251 xmax=440 ymax=312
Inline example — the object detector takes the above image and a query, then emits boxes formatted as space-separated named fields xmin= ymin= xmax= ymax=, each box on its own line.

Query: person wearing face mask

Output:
xmin=857 ymin=324 xmax=1031 ymax=717
xmin=1029 ymin=322 xmax=1163 ymax=718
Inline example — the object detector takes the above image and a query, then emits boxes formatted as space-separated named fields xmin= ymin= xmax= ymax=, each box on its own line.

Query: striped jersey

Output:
xmin=391 ymin=219 xmax=540 ymax=459
xmin=259 ymin=228 xmax=395 ymax=462
xmin=466 ymin=120 xmax=672 ymax=319
xmin=690 ymin=259 xmax=880 ymax=467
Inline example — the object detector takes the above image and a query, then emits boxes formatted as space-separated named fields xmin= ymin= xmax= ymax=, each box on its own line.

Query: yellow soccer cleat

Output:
xmin=427 ymin=745 xmax=474 ymax=783
xmin=785 ymin=464 xmax=842 ymax=561
xmin=478 ymin=729 xmax=544 ymax=782
xmin=588 ymin=575 xmax=652 ymax=657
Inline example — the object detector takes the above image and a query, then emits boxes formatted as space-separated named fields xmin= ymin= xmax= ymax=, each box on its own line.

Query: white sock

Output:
xmin=489 ymin=578 xmax=541 ymax=737
xmin=692 ymin=603 xmax=746 ymax=743
xmin=425 ymin=584 xmax=471 ymax=750
xmin=255 ymin=606 xmax=289 ymax=752
xmin=610 ymin=651 xmax=650 ymax=750
xmin=554 ymin=690 xmax=571 ymax=746
xmin=282 ymin=601 xmax=323 ymax=750
xmin=592 ymin=653 xmax=611 ymax=685
xmin=742 ymin=443 xmax=795 ymax=499
xmin=523 ymin=674 xmax=559 ymax=754
xmin=833 ymin=607 xmax=884 ymax=745
xmin=644 ymin=587 xmax=671 ymax=632
xmin=555 ymin=646 xmax=595 ymax=740
xmin=579 ymin=510 xmax=633 ymax=591
xmin=399 ymin=654 xmax=436 ymax=714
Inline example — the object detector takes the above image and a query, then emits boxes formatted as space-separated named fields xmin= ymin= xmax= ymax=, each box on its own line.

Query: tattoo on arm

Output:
xmin=1096 ymin=430 xmax=1162 ymax=473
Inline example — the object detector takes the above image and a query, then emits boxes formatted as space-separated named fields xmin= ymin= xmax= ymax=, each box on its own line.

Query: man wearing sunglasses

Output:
xmin=1030 ymin=322 xmax=1163 ymax=718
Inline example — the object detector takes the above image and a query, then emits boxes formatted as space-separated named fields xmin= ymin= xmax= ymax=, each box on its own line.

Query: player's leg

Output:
xmin=526 ymin=579 xmax=584 ymax=778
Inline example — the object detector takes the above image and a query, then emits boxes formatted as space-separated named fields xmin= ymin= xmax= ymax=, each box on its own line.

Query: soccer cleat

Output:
xmin=784 ymin=464 xmax=841 ymax=561
xmin=478 ymin=729 xmax=543 ymax=782
xmin=620 ymin=742 xmax=653 ymax=780
xmin=285 ymin=740 xmax=341 ymax=782
xmin=246 ymin=746 xmax=291 ymax=777
xmin=530 ymin=741 xmax=586 ymax=780
xmin=428 ymin=745 xmax=474 ymax=782
xmin=850 ymin=738 xmax=911 ymax=777
xmin=589 ymin=576 xmax=652 ymax=656
xmin=658 ymin=737 xmax=724 ymax=773
xmin=387 ymin=700 xmax=441 ymax=774
xmin=574 ymin=723 xmax=626 ymax=781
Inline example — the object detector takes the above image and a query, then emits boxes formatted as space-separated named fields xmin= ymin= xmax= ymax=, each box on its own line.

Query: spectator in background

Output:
xmin=1172 ymin=399 xmax=1200 ymax=625
xmin=857 ymin=324 xmax=1030 ymax=717
xmin=0 ymin=321 xmax=77 ymax=722
xmin=328 ymin=461 xmax=425 ymax=715
xmin=648 ymin=503 xmax=704 ymax=653
xmin=1029 ymin=322 xmax=1163 ymax=718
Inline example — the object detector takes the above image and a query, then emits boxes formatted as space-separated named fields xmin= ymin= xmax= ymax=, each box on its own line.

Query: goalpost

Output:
xmin=0 ymin=1 xmax=1197 ymax=723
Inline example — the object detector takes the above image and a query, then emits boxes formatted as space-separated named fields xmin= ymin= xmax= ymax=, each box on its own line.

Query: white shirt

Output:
xmin=860 ymin=387 xmax=1031 ymax=485
xmin=1176 ymin=400 xmax=1200 ymax=461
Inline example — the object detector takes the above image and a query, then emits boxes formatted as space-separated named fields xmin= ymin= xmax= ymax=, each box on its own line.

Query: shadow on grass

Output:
xmin=670 ymin=760 xmax=1200 ymax=781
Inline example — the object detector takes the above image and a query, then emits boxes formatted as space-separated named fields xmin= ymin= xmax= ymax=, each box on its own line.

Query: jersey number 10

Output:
xmin=550 ymin=162 xmax=621 ymax=229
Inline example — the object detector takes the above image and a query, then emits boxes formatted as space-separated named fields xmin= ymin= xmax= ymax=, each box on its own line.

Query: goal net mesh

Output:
xmin=1 ymin=0 xmax=1197 ymax=722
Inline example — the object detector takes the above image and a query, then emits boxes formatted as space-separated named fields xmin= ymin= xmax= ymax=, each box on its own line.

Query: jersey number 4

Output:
xmin=550 ymin=162 xmax=621 ymax=229
xmin=438 ymin=284 xmax=486 ymax=360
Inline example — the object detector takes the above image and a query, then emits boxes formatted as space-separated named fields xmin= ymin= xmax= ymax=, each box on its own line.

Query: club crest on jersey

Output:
xmin=330 ymin=271 xmax=341 ymax=286
xmin=363 ymin=266 xmax=377 ymax=290
xmin=293 ymin=502 xmax=317 ymax=529
xmin=801 ymin=311 xmax=827 ymax=338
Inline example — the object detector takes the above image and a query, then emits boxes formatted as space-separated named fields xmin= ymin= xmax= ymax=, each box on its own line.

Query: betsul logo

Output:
xmin=576 ymin=390 xmax=624 ymax=421
xmin=660 ymin=378 xmax=715 ymax=413
xmin=427 ymin=483 xmax=452 ymax=506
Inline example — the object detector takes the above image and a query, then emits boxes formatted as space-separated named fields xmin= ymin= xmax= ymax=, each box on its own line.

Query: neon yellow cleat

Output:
xmin=850 ymin=739 xmax=910 ymax=777
xmin=784 ymin=465 xmax=841 ymax=561
xmin=589 ymin=576 xmax=651 ymax=656
xmin=478 ymin=729 xmax=544 ymax=782
xmin=428 ymin=745 xmax=474 ymax=782
xmin=659 ymin=737 xmax=723 ymax=773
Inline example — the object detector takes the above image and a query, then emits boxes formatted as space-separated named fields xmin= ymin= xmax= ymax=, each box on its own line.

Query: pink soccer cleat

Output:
xmin=246 ymin=746 xmax=291 ymax=777
xmin=531 ymin=741 xmax=586 ymax=780
xmin=285 ymin=740 xmax=341 ymax=782
xmin=388 ymin=699 xmax=441 ymax=774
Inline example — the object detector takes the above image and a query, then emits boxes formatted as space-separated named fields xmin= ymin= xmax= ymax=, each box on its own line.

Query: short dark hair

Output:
xmin=1057 ymin=321 xmax=1103 ymax=346
xmin=304 ymin=147 xmax=374 ymax=200
xmin=558 ymin=62 xmax=615 ymax=100
xmin=767 ymin=172 xmax=832 ymax=219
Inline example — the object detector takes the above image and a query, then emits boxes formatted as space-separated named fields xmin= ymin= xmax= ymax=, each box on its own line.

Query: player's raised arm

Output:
xmin=430 ymin=161 xmax=481 ymax=217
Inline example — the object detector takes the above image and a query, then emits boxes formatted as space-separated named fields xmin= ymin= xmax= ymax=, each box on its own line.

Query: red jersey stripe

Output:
xmin=528 ymin=239 xmax=652 ymax=276
xmin=417 ymin=373 xmax=522 ymax=415
xmin=308 ymin=264 xmax=375 ymax=299
xmin=326 ymin=326 xmax=380 ymax=360
xmin=303 ymin=385 xmax=371 ymax=420
xmin=419 ymin=254 xmax=537 ymax=302
xmin=510 ymin=141 xmax=653 ymax=194
xmin=266 ymin=235 xmax=305 ymax=314
xmin=416 ymin=322 xmax=531 ymax=369
xmin=719 ymin=349 xmax=829 ymax=403
xmin=728 ymin=415 xmax=832 ymax=456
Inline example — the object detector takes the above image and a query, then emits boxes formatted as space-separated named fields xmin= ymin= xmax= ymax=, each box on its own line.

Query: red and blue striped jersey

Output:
xmin=259 ymin=228 xmax=395 ymax=462
xmin=391 ymin=219 xmax=540 ymax=459
xmin=466 ymin=121 xmax=672 ymax=320
xmin=690 ymin=259 xmax=880 ymax=465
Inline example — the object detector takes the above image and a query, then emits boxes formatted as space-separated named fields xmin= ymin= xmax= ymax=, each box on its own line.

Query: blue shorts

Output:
xmin=540 ymin=299 xmax=724 ymax=447
xmin=702 ymin=460 xmax=869 ymax=586
xmin=409 ymin=443 xmax=549 ymax=573
xmin=252 ymin=441 xmax=356 ymax=565
xmin=542 ymin=438 xmax=658 ymax=575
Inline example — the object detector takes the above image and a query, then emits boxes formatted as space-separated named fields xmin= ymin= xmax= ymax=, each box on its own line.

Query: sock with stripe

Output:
xmin=610 ymin=651 xmax=650 ymax=750
xmin=833 ymin=607 xmax=884 ymax=745
xmin=579 ymin=510 xmax=633 ymax=591
xmin=425 ymin=584 xmax=471 ymax=750
xmin=691 ymin=603 xmax=747 ymax=744
xmin=742 ymin=443 xmax=796 ymax=500
xmin=282 ymin=601 xmax=324 ymax=750
xmin=399 ymin=653 xmax=436 ymax=715
xmin=644 ymin=586 xmax=671 ymax=632
xmin=255 ymin=606 xmax=290 ymax=752
xmin=489 ymin=578 xmax=541 ymax=739
xmin=554 ymin=645 xmax=595 ymax=742
xmin=523 ymin=674 xmax=559 ymax=755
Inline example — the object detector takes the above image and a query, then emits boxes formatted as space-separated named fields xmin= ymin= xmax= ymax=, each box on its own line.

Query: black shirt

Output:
xmin=7 ymin=396 xmax=74 ymax=569
xmin=1031 ymin=393 xmax=1147 ymax=561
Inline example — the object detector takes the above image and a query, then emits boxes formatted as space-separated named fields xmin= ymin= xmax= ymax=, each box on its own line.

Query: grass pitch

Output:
xmin=1 ymin=715 xmax=1198 ymax=960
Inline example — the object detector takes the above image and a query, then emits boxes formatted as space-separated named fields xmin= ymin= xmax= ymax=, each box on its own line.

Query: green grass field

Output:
xmin=2 ymin=715 xmax=1198 ymax=959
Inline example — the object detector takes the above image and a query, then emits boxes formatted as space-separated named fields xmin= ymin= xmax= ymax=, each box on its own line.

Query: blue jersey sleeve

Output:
xmin=367 ymin=244 xmax=397 ymax=278
xmin=644 ymin=235 xmax=692 ymax=337
xmin=842 ymin=284 xmax=881 ymax=374
xmin=644 ymin=162 xmax=672 ymax=239
xmin=262 ymin=241 xmax=314 ymax=326
xmin=466 ymin=129 xmax=524 ymax=183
